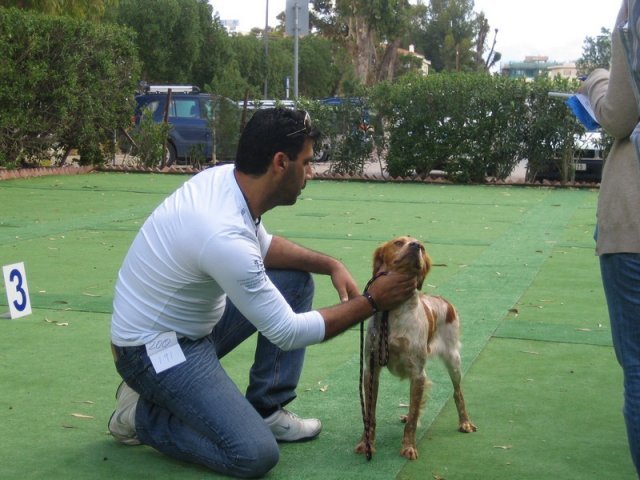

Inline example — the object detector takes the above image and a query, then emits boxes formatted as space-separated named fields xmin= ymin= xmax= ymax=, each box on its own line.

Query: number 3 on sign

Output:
xmin=3 ymin=262 xmax=32 ymax=319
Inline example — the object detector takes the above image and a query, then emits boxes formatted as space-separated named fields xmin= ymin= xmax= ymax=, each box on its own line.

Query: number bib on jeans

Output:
xmin=145 ymin=331 xmax=186 ymax=373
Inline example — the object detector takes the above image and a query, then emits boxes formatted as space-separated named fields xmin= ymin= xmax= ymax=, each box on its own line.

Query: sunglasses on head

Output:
xmin=286 ymin=111 xmax=312 ymax=137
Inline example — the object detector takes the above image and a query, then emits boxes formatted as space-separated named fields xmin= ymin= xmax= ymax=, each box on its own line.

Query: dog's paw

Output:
xmin=459 ymin=420 xmax=477 ymax=433
xmin=355 ymin=441 xmax=376 ymax=456
xmin=400 ymin=445 xmax=419 ymax=460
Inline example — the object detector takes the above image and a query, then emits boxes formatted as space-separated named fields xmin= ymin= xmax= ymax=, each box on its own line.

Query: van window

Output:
xmin=202 ymin=99 xmax=213 ymax=120
xmin=171 ymin=99 xmax=200 ymax=118
xmin=140 ymin=100 xmax=160 ymax=119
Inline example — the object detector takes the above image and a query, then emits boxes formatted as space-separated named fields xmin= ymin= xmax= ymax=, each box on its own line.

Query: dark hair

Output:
xmin=235 ymin=108 xmax=321 ymax=175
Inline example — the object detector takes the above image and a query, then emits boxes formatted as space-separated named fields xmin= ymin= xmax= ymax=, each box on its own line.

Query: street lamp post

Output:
xmin=285 ymin=0 xmax=308 ymax=100
xmin=294 ymin=1 xmax=299 ymax=99
xmin=264 ymin=0 xmax=269 ymax=99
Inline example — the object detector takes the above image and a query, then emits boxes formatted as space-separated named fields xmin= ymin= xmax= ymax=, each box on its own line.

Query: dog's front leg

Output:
xmin=355 ymin=362 xmax=381 ymax=456
xmin=400 ymin=373 xmax=427 ymax=460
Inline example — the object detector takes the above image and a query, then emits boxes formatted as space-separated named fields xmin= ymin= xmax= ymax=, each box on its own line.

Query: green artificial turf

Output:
xmin=399 ymin=338 xmax=634 ymax=480
xmin=0 ymin=173 xmax=633 ymax=479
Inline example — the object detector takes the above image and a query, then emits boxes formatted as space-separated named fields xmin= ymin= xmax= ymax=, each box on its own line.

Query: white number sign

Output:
xmin=3 ymin=262 xmax=32 ymax=319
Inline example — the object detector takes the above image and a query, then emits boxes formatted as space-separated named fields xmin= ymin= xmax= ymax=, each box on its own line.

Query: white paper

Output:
xmin=575 ymin=94 xmax=597 ymax=123
xmin=145 ymin=331 xmax=186 ymax=373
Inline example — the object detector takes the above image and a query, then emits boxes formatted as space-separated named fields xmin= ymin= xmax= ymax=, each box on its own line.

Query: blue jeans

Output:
xmin=113 ymin=269 xmax=315 ymax=478
xmin=600 ymin=253 xmax=640 ymax=476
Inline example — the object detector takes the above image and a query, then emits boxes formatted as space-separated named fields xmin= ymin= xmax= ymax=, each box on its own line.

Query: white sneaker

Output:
xmin=108 ymin=381 xmax=141 ymax=445
xmin=264 ymin=408 xmax=322 ymax=442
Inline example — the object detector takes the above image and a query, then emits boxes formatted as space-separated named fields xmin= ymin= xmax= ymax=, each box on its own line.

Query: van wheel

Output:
xmin=165 ymin=143 xmax=177 ymax=167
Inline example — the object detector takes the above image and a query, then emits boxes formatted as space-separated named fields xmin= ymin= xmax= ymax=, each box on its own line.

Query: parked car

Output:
xmin=236 ymin=99 xmax=296 ymax=110
xmin=533 ymin=131 xmax=605 ymax=183
xmin=572 ymin=131 xmax=605 ymax=181
xmin=134 ymin=85 xmax=236 ymax=166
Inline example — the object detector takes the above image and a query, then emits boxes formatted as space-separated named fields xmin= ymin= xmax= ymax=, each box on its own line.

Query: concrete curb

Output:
xmin=310 ymin=170 xmax=600 ymax=188
xmin=0 ymin=164 xmax=601 ymax=189
xmin=0 ymin=165 xmax=94 ymax=181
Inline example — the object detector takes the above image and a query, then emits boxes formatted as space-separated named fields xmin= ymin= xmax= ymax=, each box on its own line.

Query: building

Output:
xmin=547 ymin=62 xmax=578 ymax=80
xmin=397 ymin=45 xmax=431 ymax=76
xmin=500 ymin=56 xmax=576 ymax=80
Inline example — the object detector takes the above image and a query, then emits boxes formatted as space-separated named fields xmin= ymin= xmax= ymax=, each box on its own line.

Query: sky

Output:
xmin=210 ymin=0 xmax=621 ymax=65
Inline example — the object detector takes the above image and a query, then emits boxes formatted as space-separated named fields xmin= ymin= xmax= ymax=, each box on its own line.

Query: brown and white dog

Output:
xmin=355 ymin=236 xmax=476 ymax=460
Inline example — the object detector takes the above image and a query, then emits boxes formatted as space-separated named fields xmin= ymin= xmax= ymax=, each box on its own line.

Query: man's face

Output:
xmin=280 ymin=138 xmax=315 ymax=206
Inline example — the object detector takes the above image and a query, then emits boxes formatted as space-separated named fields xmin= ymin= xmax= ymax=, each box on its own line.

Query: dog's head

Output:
xmin=372 ymin=236 xmax=432 ymax=290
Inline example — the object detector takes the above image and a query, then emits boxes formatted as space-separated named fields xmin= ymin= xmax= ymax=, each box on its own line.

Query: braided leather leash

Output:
xmin=359 ymin=272 xmax=389 ymax=461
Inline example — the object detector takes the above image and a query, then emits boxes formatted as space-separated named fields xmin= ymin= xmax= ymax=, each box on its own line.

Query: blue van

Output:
xmin=134 ymin=85 xmax=217 ymax=165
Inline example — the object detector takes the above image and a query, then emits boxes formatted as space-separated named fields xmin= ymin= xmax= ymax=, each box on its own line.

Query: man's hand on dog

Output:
xmin=367 ymin=272 xmax=417 ymax=311
xmin=318 ymin=271 xmax=416 ymax=341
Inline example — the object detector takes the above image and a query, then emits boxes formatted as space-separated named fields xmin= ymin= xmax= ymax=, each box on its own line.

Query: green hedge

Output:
xmin=521 ymin=76 xmax=587 ymax=182
xmin=0 ymin=7 xmax=140 ymax=167
xmin=299 ymin=74 xmax=589 ymax=183
xmin=371 ymin=73 xmax=585 ymax=182
xmin=298 ymin=96 xmax=376 ymax=176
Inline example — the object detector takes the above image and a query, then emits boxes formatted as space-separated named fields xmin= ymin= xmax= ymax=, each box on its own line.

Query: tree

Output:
xmin=576 ymin=27 xmax=611 ymax=76
xmin=192 ymin=5 xmax=232 ymax=92
xmin=211 ymin=32 xmax=344 ymax=100
xmin=413 ymin=0 xmax=481 ymax=72
xmin=209 ymin=57 xmax=253 ymax=100
xmin=299 ymin=36 xmax=344 ymax=97
xmin=474 ymin=11 xmax=500 ymax=71
xmin=110 ymin=0 xmax=225 ymax=86
xmin=0 ymin=0 xmax=117 ymax=20
xmin=312 ymin=0 xmax=413 ymax=85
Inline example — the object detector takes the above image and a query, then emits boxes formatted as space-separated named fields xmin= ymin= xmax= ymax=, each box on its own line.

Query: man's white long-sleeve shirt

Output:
xmin=111 ymin=164 xmax=325 ymax=351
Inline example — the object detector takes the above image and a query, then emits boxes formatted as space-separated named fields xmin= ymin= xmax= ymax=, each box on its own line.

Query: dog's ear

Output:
xmin=417 ymin=250 xmax=432 ymax=290
xmin=372 ymin=244 xmax=386 ymax=276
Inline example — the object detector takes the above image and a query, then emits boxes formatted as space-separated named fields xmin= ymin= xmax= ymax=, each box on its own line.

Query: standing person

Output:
xmin=107 ymin=108 xmax=416 ymax=478
xmin=581 ymin=1 xmax=640 ymax=474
